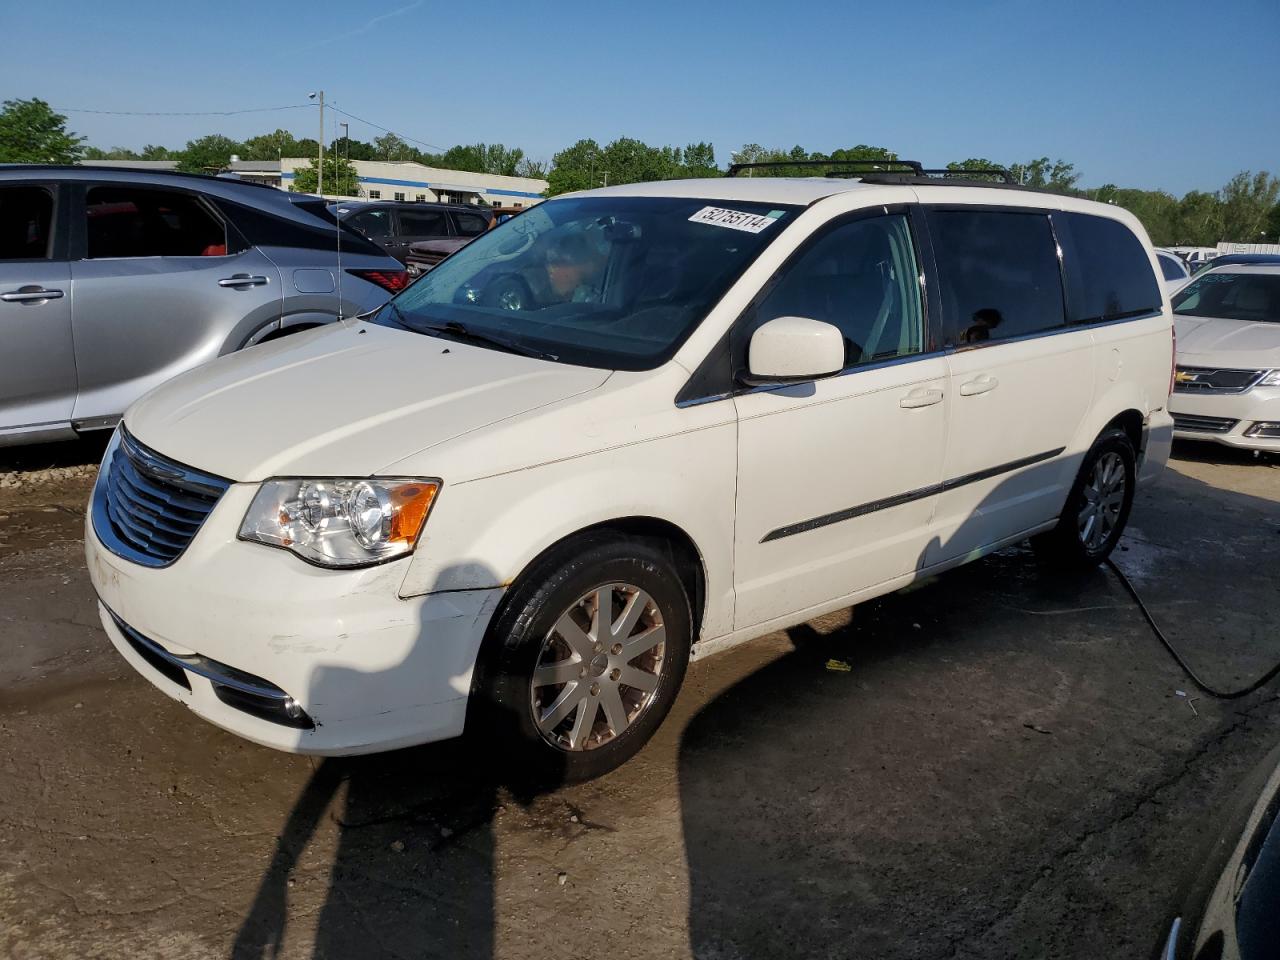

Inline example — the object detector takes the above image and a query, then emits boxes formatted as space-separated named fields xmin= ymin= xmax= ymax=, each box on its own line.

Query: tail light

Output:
xmin=347 ymin=269 xmax=409 ymax=294
xmin=1169 ymin=326 xmax=1177 ymax=396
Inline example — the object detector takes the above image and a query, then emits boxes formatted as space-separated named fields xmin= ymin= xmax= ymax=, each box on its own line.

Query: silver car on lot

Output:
xmin=0 ymin=166 xmax=407 ymax=446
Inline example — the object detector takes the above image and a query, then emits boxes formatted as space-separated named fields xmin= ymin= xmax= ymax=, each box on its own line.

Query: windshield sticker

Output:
xmin=688 ymin=206 xmax=783 ymax=234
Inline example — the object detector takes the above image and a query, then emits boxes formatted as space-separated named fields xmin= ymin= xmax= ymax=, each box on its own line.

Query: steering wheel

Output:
xmin=482 ymin=274 xmax=538 ymax=312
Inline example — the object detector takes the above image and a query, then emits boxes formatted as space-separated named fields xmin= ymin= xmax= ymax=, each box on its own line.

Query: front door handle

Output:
xmin=1 ymin=286 xmax=64 ymax=303
xmin=959 ymin=375 xmax=999 ymax=397
xmin=900 ymin=387 xmax=945 ymax=409
xmin=218 ymin=274 xmax=270 ymax=288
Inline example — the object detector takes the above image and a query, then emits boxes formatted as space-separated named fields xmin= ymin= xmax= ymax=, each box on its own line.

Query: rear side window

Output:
xmin=454 ymin=212 xmax=489 ymax=237
xmin=398 ymin=209 xmax=448 ymax=236
xmin=1158 ymin=254 xmax=1187 ymax=282
xmin=347 ymin=209 xmax=393 ymax=237
xmin=216 ymin=197 xmax=389 ymax=258
xmin=929 ymin=210 xmax=1065 ymax=344
xmin=1056 ymin=212 xmax=1162 ymax=323
xmin=85 ymin=187 xmax=227 ymax=258
xmin=0 ymin=186 xmax=54 ymax=260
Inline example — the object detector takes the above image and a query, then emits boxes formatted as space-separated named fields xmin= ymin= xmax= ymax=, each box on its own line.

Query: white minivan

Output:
xmin=85 ymin=167 xmax=1175 ymax=779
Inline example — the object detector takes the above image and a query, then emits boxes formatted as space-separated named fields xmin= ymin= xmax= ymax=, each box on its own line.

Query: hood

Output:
xmin=1175 ymin=315 xmax=1280 ymax=369
xmin=124 ymin=322 xmax=611 ymax=481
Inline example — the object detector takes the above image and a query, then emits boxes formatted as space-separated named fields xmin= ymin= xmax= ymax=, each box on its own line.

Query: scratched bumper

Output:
xmin=85 ymin=482 xmax=502 ymax=755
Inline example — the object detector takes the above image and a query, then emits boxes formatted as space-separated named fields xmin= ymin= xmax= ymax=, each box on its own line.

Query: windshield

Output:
xmin=1172 ymin=272 xmax=1280 ymax=323
xmin=368 ymin=196 xmax=798 ymax=370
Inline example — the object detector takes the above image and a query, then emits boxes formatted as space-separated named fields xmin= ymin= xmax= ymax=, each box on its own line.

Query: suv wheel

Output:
xmin=1033 ymin=428 xmax=1136 ymax=567
xmin=472 ymin=534 xmax=691 ymax=782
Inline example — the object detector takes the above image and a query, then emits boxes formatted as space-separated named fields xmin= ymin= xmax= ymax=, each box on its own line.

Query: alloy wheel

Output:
xmin=1077 ymin=451 xmax=1126 ymax=551
xmin=530 ymin=583 xmax=667 ymax=752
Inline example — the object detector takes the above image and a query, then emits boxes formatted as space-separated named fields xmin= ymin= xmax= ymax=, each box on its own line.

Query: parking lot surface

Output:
xmin=1 ymin=439 xmax=1277 ymax=959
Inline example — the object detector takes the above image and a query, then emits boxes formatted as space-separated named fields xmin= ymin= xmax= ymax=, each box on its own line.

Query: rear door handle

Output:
xmin=959 ymin=375 xmax=999 ymax=396
xmin=218 ymin=274 xmax=270 ymax=288
xmin=1 ymin=286 xmax=64 ymax=303
xmin=899 ymin=387 xmax=944 ymax=409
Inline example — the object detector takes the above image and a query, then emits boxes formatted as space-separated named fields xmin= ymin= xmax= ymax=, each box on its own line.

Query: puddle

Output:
xmin=0 ymin=506 xmax=85 ymax=558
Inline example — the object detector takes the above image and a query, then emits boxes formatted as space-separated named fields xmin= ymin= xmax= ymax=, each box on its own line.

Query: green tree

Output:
xmin=680 ymin=141 xmax=718 ymax=178
xmin=241 ymin=128 xmax=310 ymax=161
xmin=1174 ymin=191 xmax=1225 ymax=246
xmin=373 ymin=132 xmax=415 ymax=161
xmin=175 ymin=134 xmax=242 ymax=173
xmin=84 ymin=146 xmax=142 ymax=160
xmin=1267 ymin=202 xmax=1280 ymax=244
xmin=1108 ymin=189 xmax=1180 ymax=246
xmin=1219 ymin=171 xmax=1279 ymax=243
xmin=547 ymin=138 xmax=603 ymax=195
xmin=140 ymin=144 xmax=173 ymax=160
xmin=329 ymin=136 xmax=376 ymax=161
xmin=0 ymin=98 xmax=84 ymax=163
xmin=946 ymin=158 xmax=1009 ymax=181
xmin=290 ymin=155 xmax=361 ymax=196
xmin=1009 ymin=157 xmax=1079 ymax=191
xmin=516 ymin=156 xmax=548 ymax=179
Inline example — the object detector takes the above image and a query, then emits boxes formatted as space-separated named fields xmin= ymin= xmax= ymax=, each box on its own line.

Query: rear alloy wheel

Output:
xmin=473 ymin=535 xmax=691 ymax=782
xmin=1033 ymin=428 xmax=1136 ymax=568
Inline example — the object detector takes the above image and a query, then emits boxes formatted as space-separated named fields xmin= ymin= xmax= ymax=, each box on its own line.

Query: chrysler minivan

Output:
xmin=85 ymin=166 xmax=1175 ymax=779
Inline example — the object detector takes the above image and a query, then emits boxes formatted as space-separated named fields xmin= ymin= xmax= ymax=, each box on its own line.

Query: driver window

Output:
xmin=751 ymin=213 xmax=923 ymax=368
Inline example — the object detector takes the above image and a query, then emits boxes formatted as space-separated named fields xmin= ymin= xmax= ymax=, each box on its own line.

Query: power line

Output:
xmin=327 ymin=103 xmax=446 ymax=153
xmin=54 ymin=104 xmax=314 ymax=117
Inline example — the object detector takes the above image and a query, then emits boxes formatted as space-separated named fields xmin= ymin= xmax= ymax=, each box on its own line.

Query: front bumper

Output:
xmin=86 ymin=481 xmax=503 ymax=755
xmin=1169 ymin=385 xmax=1280 ymax=452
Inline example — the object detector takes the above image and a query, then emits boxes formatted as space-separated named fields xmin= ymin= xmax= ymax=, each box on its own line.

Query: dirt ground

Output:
xmin=1 ymin=437 xmax=1277 ymax=960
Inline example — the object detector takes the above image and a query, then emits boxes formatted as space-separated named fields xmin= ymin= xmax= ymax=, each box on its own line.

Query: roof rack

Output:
xmin=726 ymin=159 xmax=924 ymax=177
xmin=723 ymin=158 xmax=1017 ymax=186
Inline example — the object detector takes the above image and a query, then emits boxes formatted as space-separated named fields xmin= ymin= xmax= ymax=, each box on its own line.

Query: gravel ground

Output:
xmin=0 ymin=437 xmax=1277 ymax=960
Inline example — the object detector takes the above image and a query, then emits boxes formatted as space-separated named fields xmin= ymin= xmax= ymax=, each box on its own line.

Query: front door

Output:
xmin=732 ymin=209 xmax=949 ymax=631
xmin=922 ymin=207 xmax=1093 ymax=566
xmin=0 ymin=182 xmax=76 ymax=433
xmin=68 ymin=182 xmax=283 ymax=424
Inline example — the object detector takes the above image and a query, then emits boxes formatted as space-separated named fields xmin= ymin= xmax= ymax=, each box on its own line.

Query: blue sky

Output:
xmin=4 ymin=0 xmax=1277 ymax=195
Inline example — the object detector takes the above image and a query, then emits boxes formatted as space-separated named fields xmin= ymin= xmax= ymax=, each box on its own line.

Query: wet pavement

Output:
xmin=1 ymin=438 xmax=1277 ymax=959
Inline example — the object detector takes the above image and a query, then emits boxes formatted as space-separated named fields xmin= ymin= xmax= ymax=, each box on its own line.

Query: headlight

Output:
xmin=239 ymin=477 xmax=439 ymax=568
xmin=1260 ymin=370 xmax=1280 ymax=387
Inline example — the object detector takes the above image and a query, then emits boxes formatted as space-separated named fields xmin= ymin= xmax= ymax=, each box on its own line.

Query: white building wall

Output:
xmin=278 ymin=158 xmax=546 ymax=206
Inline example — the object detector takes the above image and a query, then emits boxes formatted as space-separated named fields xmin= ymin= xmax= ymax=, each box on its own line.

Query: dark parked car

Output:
xmin=1158 ymin=741 xmax=1280 ymax=958
xmin=0 ymin=166 xmax=406 ymax=447
xmin=1192 ymin=253 xmax=1280 ymax=276
xmin=333 ymin=201 xmax=494 ymax=265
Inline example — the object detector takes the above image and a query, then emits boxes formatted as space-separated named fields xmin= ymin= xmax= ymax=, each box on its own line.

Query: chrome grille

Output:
xmin=92 ymin=428 xmax=231 ymax=567
xmin=1172 ymin=413 xmax=1239 ymax=434
xmin=1173 ymin=366 xmax=1266 ymax=395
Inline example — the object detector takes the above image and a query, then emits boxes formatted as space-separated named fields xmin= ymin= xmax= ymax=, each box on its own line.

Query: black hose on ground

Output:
xmin=1105 ymin=556 xmax=1280 ymax=701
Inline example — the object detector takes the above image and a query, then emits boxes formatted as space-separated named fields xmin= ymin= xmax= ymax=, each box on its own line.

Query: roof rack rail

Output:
xmin=722 ymin=159 xmax=1017 ymax=186
xmin=725 ymin=159 xmax=924 ymax=177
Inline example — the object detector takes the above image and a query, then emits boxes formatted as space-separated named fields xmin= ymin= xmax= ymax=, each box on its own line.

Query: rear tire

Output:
xmin=470 ymin=533 xmax=692 ymax=783
xmin=1033 ymin=428 xmax=1136 ymax=568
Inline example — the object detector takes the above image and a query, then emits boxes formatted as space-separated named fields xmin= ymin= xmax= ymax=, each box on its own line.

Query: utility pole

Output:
xmin=309 ymin=90 xmax=325 ymax=196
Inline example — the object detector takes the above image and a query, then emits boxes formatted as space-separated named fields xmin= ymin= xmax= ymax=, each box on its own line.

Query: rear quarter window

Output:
xmin=1056 ymin=212 xmax=1162 ymax=323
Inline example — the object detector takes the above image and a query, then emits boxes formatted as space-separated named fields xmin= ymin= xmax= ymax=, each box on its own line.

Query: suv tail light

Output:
xmin=1169 ymin=326 xmax=1177 ymax=396
xmin=347 ymin=269 xmax=409 ymax=294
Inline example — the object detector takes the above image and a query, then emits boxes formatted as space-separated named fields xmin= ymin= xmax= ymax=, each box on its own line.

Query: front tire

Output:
xmin=471 ymin=534 xmax=692 ymax=782
xmin=1034 ymin=428 xmax=1136 ymax=567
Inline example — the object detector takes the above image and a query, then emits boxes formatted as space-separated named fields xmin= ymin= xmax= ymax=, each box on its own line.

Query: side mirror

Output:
xmin=742 ymin=315 xmax=844 ymax=386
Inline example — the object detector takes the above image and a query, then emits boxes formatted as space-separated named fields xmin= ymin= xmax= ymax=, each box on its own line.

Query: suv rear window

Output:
xmin=0 ymin=186 xmax=54 ymax=260
xmin=929 ymin=210 xmax=1066 ymax=344
xmin=1057 ymin=212 xmax=1161 ymax=323
xmin=398 ymin=210 xmax=449 ymax=236
xmin=85 ymin=187 xmax=227 ymax=258
xmin=454 ymin=212 xmax=490 ymax=237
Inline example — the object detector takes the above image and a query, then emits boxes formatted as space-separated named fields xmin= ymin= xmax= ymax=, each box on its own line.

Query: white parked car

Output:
xmin=1169 ymin=264 xmax=1280 ymax=451
xmin=85 ymin=170 xmax=1175 ymax=779
xmin=1155 ymin=248 xmax=1191 ymax=295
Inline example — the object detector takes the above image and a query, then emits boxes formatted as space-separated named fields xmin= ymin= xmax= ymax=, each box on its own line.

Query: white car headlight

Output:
xmin=239 ymin=477 xmax=439 ymax=568
xmin=1260 ymin=370 xmax=1280 ymax=387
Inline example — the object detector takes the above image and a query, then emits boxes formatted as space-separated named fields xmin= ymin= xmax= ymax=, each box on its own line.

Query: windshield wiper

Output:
xmin=416 ymin=320 xmax=559 ymax=362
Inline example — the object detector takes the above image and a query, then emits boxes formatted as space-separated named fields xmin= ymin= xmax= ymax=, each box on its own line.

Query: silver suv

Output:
xmin=0 ymin=166 xmax=407 ymax=446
